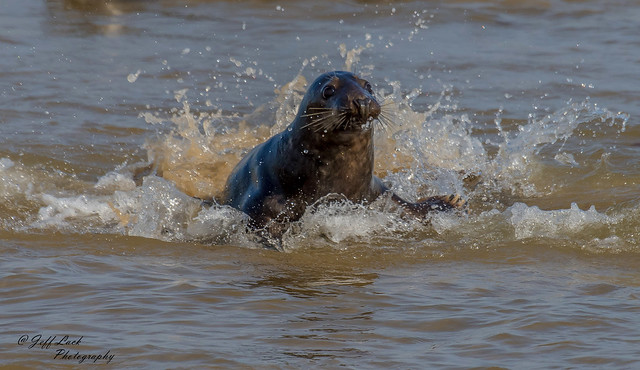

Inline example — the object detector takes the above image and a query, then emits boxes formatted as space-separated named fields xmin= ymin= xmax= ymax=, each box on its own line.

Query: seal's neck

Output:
xmin=286 ymin=123 xmax=376 ymax=201
xmin=290 ymin=120 xmax=375 ymax=158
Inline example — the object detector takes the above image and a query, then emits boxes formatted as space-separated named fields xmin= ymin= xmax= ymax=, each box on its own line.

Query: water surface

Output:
xmin=1 ymin=0 xmax=639 ymax=367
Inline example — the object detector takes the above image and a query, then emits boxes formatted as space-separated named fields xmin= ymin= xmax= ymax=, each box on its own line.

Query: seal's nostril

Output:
xmin=353 ymin=98 xmax=370 ymax=118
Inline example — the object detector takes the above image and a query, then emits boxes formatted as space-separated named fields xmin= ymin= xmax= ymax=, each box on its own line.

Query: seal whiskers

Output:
xmin=376 ymin=99 xmax=397 ymax=132
xmin=301 ymin=109 xmax=349 ymax=132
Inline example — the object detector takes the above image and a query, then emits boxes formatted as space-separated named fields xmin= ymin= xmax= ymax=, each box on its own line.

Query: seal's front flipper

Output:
xmin=421 ymin=194 xmax=467 ymax=212
xmin=391 ymin=193 xmax=467 ymax=217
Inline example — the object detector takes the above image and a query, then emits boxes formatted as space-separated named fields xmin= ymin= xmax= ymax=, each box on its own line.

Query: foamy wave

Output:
xmin=34 ymin=194 xmax=118 ymax=229
xmin=507 ymin=202 xmax=615 ymax=240
xmin=110 ymin=176 xmax=201 ymax=240
xmin=273 ymin=194 xmax=457 ymax=252
xmin=94 ymin=171 xmax=137 ymax=192
xmin=4 ymin=157 xmax=637 ymax=254
xmin=186 ymin=204 xmax=260 ymax=247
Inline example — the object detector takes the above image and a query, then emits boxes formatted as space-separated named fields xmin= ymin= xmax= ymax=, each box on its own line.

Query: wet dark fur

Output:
xmin=221 ymin=71 xmax=464 ymax=235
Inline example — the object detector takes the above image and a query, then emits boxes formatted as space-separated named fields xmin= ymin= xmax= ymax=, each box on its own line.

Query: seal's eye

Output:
xmin=364 ymin=82 xmax=373 ymax=94
xmin=322 ymin=85 xmax=335 ymax=99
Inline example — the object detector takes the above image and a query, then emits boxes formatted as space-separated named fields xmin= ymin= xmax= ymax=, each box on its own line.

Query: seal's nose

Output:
xmin=353 ymin=98 xmax=380 ymax=120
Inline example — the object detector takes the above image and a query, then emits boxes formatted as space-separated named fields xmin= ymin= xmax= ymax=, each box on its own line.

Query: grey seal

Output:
xmin=221 ymin=71 xmax=465 ymax=236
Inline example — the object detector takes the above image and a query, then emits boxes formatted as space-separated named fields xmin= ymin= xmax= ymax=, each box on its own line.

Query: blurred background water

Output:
xmin=1 ymin=0 xmax=639 ymax=367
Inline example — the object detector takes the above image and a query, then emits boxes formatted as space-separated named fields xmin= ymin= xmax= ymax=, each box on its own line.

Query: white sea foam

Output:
xmin=111 ymin=176 xmax=201 ymax=240
xmin=95 ymin=171 xmax=137 ymax=191
xmin=288 ymin=201 xmax=400 ymax=245
xmin=186 ymin=204 xmax=254 ymax=246
xmin=507 ymin=202 xmax=615 ymax=240
xmin=34 ymin=194 xmax=118 ymax=229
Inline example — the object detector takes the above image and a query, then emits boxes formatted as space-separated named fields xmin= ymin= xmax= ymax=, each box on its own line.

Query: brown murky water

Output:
xmin=2 ymin=0 xmax=640 ymax=367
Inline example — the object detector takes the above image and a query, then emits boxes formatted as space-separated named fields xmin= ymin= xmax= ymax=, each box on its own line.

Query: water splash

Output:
xmin=0 ymin=47 xmax=634 ymax=253
xmin=507 ymin=202 xmax=615 ymax=240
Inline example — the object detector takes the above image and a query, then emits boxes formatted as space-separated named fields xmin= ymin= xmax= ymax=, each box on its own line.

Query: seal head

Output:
xmin=297 ymin=71 xmax=381 ymax=133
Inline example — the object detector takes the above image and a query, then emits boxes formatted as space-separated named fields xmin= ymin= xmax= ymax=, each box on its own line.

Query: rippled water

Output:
xmin=2 ymin=0 xmax=640 ymax=367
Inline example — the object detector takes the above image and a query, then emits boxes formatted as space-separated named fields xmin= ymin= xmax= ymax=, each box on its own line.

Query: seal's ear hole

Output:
xmin=322 ymin=85 xmax=336 ymax=99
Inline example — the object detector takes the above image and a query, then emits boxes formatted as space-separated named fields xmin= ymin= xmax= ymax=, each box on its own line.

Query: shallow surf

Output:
xmin=2 ymin=0 xmax=639 ymax=367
